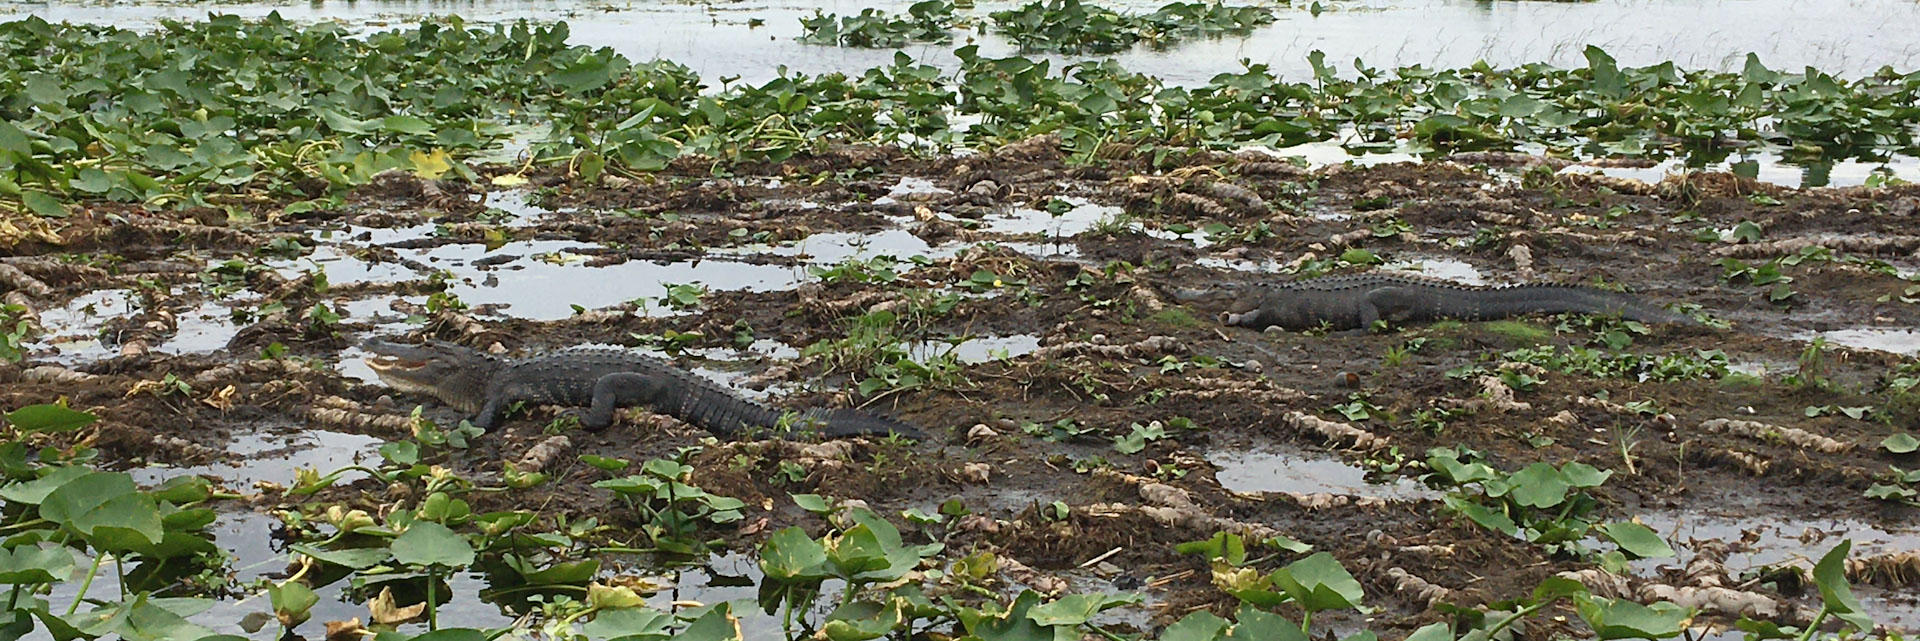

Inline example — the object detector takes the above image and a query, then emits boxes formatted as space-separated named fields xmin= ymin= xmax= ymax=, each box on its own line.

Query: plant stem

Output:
xmin=1793 ymin=606 xmax=1831 ymax=641
xmin=426 ymin=568 xmax=439 ymax=631
xmin=114 ymin=556 xmax=126 ymax=604
xmin=1483 ymin=600 xmax=1554 ymax=640
xmin=1082 ymin=622 xmax=1129 ymax=641
xmin=66 ymin=554 xmax=103 ymax=616
xmin=590 ymin=547 xmax=658 ymax=555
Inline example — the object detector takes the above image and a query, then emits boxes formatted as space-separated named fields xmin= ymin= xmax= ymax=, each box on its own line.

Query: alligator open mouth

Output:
xmin=364 ymin=355 xmax=426 ymax=372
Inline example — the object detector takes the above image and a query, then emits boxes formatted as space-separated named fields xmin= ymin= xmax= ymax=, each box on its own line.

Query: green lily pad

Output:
xmin=1596 ymin=521 xmax=1675 ymax=559
xmin=4 ymin=404 xmax=98 ymax=434
xmin=390 ymin=521 xmax=475 ymax=569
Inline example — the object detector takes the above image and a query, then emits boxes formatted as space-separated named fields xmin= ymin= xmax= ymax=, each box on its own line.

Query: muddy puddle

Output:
xmin=1207 ymin=447 xmax=1440 ymax=502
xmin=1629 ymin=509 xmax=1920 ymax=630
xmin=1798 ymin=327 xmax=1920 ymax=356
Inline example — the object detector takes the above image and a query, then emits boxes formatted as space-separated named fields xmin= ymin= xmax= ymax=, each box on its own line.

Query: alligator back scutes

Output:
xmin=1271 ymin=272 xmax=1613 ymax=294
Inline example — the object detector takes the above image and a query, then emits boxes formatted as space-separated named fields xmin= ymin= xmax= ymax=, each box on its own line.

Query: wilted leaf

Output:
xmin=369 ymin=587 xmax=425 ymax=625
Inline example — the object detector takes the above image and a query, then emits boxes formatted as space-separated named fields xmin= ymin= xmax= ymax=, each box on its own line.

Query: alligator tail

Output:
xmin=808 ymin=408 xmax=927 ymax=440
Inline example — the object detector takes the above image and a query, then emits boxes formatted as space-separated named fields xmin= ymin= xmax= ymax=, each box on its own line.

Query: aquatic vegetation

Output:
xmin=797 ymin=0 xmax=957 ymax=48
xmin=5 ymin=15 xmax=1920 ymax=220
xmin=988 ymin=0 xmax=1277 ymax=53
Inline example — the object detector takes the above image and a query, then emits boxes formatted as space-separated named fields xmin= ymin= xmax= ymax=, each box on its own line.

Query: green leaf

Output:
xmin=148 ymin=476 xmax=212 ymax=504
xmin=513 ymin=557 xmax=600 ymax=585
xmin=4 ymin=404 xmax=99 ymax=433
xmin=1812 ymin=540 xmax=1875 ymax=632
xmin=956 ymin=590 xmax=1059 ymax=641
xmin=22 ymin=191 xmax=66 ymax=218
xmin=1175 ymin=531 xmax=1247 ymax=566
xmin=671 ymin=603 xmax=742 ymax=641
xmin=0 ymin=545 xmax=75 ymax=584
xmin=1573 ymin=594 xmax=1690 ymax=639
xmin=1560 ymin=462 xmax=1612 ymax=488
xmin=290 ymin=544 xmax=392 ymax=570
xmin=581 ymin=454 xmax=629 ymax=472
xmin=1161 ymin=610 xmax=1230 ymax=641
xmin=268 ymin=581 xmax=319 ymax=629
xmin=1403 ymin=622 xmax=1456 ymax=641
xmin=1445 ymin=496 xmax=1518 ymax=537
xmin=1027 ymin=593 xmax=1141 ymax=627
xmin=0 ymin=465 xmax=91 ymax=505
xmin=387 ymin=630 xmax=489 ymax=641
xmin=1596 ymin=522 xmax=1674 ymax=559
xmin=792 ymin=493 xmax=832 ymax=513
xmin=1507 ymin=462 xmax=1573 ymax=508
xmin=390 ymin=521 xmax=475 ymax=568
xmin=381 ymin=116 xmax=434 ymax=136
xmin=40 ymin=472 xmax=164 ymax=546
xmin=1226 ymin=604 xmax=1307 ymax=641
xmin=581 ymin=607 xmax=672 ymax=640
xmin=1532 ymin=576 xmax=1590 ymax=601
xmin=69 ymin=169 xmax=114 ymax=194
xmin=822 ymin=599 xmax=905 ymax=641
xmin=760 ymin=527 xmax=828 ymax=582
xmin=552 ymin=55 xmax=614 ymax=94
xmin=1882 ymin=433 xmax=1918 ymax=454
xmin=1270 ymin=552 xmax=1366 ymax=613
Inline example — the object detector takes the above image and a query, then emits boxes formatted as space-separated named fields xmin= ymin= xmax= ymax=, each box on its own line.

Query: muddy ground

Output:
xmin=6 ymin=138 xmax=1920 ymax=638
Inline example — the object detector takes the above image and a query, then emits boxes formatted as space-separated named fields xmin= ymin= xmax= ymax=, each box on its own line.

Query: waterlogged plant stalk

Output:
xmin=1083 ymin=622 xmax=1128 ymax=641
xmin=66 ymin=553 xmax=104 ymax=616
xmin=426 ymin=567 xmax=439 ymax=631
xmin=1481 ymin=599 xmax=1556 ymax=639
xmin=0 ymin=517 xmax=50 ymax=534
xmin=1793 ymin=606 xmax=1831 ymax=641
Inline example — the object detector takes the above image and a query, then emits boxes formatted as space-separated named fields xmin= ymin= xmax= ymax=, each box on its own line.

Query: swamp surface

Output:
xmin=3 ymin=1 xmax=1920 ymax=640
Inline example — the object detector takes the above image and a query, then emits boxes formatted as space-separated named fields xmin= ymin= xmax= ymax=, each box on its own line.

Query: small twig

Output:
xmin=1078 ymin=547 xmax=1124 ymax=568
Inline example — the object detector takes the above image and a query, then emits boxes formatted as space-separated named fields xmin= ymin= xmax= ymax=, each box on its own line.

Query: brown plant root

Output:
xmin=1507 ymin=244 xmax=1535 ymax=278
xmin=1558 ymin=569 xmax=1804 ymax=622
xmin=1162 ymin=375 xmax=1308 ymax=404
xmin=307 ymin=396 xmax=416 ymax=433
xmin=1181 ymin=179 xmax=1269 ymax=216
xmin=1276 ymin=492 xmax=1399 ymax=510
xmin=1711 ymin=234 xmax=1920 ymax=259
xmin=0 ymin=262 xmax=54 ymax=297
xmin=21 ymin=365 xmax=99 ymax=384
xmin=515 ymin=435 xmax=572 ymax=475
xmin=1280 ymin=411 xmax=1388 ymax=451
xmin=1032 ymin=335 xmax=1185 ymax=360
xmin=1385 ymin=567 xmax=1457 ymax=606
xmin=1846 ymin=551 xmax=1920 ymax=589
xmin=190 ymin=359 xmax=324 ymax=388
xmin=1091 ymin=470 xmax=1290 ymax=541
xmin=995 ymin=555 xmax=1069 ymax=596
xmin=1690 ymin=447 xmax=1772 ymax=476
xmin=1447 ymin=151 xmax=1574 ymax=170
xmin=1700 ymin=418 xmax=1853 ymax=453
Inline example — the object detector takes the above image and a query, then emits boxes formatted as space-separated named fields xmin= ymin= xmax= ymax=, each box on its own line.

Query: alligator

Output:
xmin=361 ymin=338 xmax=924 ymax=440
xmin=1199 ymin=273 xmax=1698 ymax=332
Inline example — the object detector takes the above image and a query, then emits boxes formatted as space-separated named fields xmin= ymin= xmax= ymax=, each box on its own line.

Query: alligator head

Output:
xmin=362 ymin=338 xmax=502 ymax=413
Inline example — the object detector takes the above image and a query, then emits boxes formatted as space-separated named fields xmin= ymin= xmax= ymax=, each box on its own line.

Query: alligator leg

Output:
xmin=584 ymin=372 xmax=669 ymax=432
xmin=474 ymin=397 xmax=507 ymax=431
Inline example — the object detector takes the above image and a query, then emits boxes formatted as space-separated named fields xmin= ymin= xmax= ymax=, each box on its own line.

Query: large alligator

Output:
xmin=361 ymin=338 xmax=924 ymax=440
xmin=1204 ymin=273 xmax=1698 ymax=332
